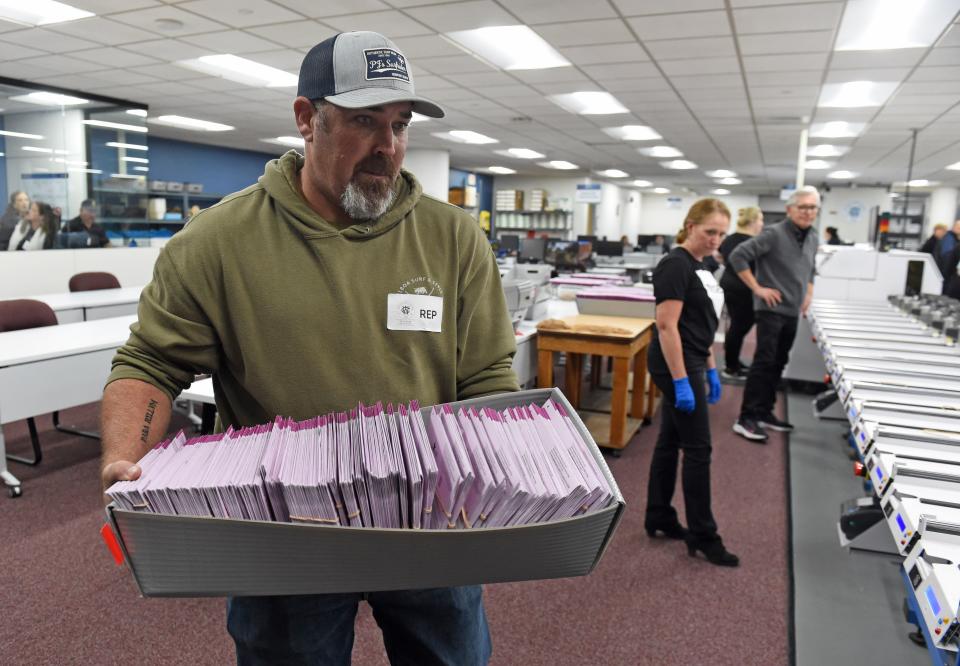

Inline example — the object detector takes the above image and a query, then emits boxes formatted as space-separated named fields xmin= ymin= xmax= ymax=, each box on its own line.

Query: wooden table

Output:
xmin=536 ymin=314 xmax=656 ymax=452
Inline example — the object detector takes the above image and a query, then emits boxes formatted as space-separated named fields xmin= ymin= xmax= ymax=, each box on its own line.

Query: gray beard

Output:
xmin=340 ymin=179 xmax=396 ymax=221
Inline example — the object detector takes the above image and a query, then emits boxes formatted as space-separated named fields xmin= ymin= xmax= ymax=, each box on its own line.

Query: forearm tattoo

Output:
xmin=139 ymin=399 xmax=159 ymax=444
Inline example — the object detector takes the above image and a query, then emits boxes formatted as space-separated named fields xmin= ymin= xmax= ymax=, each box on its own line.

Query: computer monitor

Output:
xmin=594 ymin=240 xmax=624 ymax=257
xmin=518 ymin=237 xmax=547 ymax=263
xmin=546 ymin=240 xmax=579 ymax=268
xmin=499 ymin=234 xmax=519 ymax=253
xmin=577 ymin=234 xmax=598 ymax=245
xmin=577 ymin=240 xmax=593 ymax=264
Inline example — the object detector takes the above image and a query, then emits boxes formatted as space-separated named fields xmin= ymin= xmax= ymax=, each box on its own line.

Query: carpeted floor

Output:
xmin=0 ymin=366 xmax=789 ymax=666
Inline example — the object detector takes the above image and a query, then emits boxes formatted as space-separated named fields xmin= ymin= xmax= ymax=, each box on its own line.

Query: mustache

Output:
xmin=355 ymin=156 xmax=398 ymax=177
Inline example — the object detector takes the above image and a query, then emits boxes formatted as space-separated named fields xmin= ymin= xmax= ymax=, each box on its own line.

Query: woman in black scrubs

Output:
xmin=719 ymin=206 xmax=763 ymax=379
xmin=644 ymin=198 xmax=739 ymax=567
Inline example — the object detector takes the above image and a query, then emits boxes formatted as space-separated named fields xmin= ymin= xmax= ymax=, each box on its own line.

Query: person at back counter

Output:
xmin=63 ymin=199 xmax=110 ymax=248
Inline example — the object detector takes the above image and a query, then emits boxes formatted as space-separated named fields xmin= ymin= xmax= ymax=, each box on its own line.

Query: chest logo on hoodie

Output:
xmin=398 ymin=276 xmax=444 ymax=297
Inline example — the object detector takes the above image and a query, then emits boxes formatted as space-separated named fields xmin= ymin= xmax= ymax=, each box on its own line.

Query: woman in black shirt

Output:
xmin=645 ymin=198 xmax=739 ymax=567
xmin=719 ymin=206 xmax=763 ymax=378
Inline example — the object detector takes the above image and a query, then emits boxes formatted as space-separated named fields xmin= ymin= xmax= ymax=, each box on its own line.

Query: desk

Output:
xmin=24 ymin=286 xmax=143 ymax=324
xmin=0 ymin=314 xmax=136 ymax=497
xmin=536 ymin=314 xmax=655 ymax=452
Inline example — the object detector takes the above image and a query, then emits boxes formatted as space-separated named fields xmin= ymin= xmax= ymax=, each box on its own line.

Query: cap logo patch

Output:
xmin=364 ymin=48 xmax=409 ymax=82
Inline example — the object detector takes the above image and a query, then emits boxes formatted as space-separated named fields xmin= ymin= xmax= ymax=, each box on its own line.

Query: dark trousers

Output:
xmin=227 ymin=586 xmax=491 ymax=666
xmin=645 ymin=368 xmax=718 ymax=541
xmin=723 ymin=287 xmax=755 ymax=371
xmin=740 ymin=311 xmax=798 ymax=419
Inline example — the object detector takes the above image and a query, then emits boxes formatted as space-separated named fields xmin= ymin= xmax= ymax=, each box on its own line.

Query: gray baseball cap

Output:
xmin=298 ymin=31 xmax=444 ymax=118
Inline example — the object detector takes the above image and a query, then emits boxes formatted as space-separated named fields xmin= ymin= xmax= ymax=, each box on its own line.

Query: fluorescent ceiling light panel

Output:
xmin=264 ymin=136 xmax=305 ymax=148
xmin=908 ymin=179 xmax=933 ymax=186
xmin=661 ymin=160 xmax=697 ymax=170
xmin=835 ymin=0 xmax=958 ymax=51
xmin=718 ymin=177 xmax=742 ymax=185
xmin=0 ymin=0 xmax=93 ymax=26
xmin=807 ymin=144 xmax=848 ymax=157
xmin=178 ymin=54 xmax=298 ymax=88
xmin=632 ymin=179 xmax=652 ymax=187
xmin=712 ymin=188 xmax=731 ymax=195
xmin=488 ymin=166 xmax=516 ymax=174
xmin=603 ymin=125 xmax=661 ymax=141
xmin=805 ymin=160 xmax=833 ymax=169
xmin=126 ymin=109 xmax=148 ymax=117
xmin=809 ymin=121 xmax=865 ymax=138
xmin=432 ymin=130 xmax=498 ymax=144
xmin=946 ymin=161 xmax=960 ymax=170
xmin=652 ymin=187 xmax=670 ymax=194
xmin=0 ymin=129 xmax=43 ymax=140
xmin=599 ymin=169 xmax=628 ymax=178
xmin=547 ymin=92 xmax=629 ymax=115
xmin=121 ymin=156 xmax=149 ymax=164
xmin=10 ymin=91 xmax=88 ymax=106
xmin=818 ymin=81 xmax=898 ymax=108
xmin=150 ymin=115 xmax=233 ymax=132
xmin=106 ymin=142 xmax=147 ymax=151
xmin=69 ymin=167 xmax=102 ymax=174
xmin=83 ymin=119 xmax=148 ymax=133
xmin=705 ymin=169 xmax=737 ymax=178
xmin=133 ymin=166 xmax=150 ymax=172
xmin=539 ymin=160 xmax=578 ymax=170
xmin=110 ymin=173 xmax=144 ymax=179
xmin=639 ymin=146 xmax=683 ymax=158
xmin=502 ymin=148 xmax=545 ymax=159
xmin=444 ymin=25 xmax=570 ymax=70
xmin=22 ymin=146 xmax=52 ymax=153
xmin=827 ymin=170 xmax=858 ymax=179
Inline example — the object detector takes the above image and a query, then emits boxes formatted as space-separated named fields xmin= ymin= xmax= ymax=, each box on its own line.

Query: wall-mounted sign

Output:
xmin=575 ymin=183 xmax=602 ymax=203
xmin=666 ymin=196 xmax=683 ymax=209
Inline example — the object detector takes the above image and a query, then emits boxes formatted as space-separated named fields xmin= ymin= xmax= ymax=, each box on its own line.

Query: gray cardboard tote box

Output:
xmin=106 ymin=388 xmax=625 ymax=597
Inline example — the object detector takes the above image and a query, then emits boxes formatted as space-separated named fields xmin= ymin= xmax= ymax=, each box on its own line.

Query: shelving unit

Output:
xmin=494 ymin=210 xmax=572 ymax=235
xmin=876 ymin=210 xmax=924 ymax=251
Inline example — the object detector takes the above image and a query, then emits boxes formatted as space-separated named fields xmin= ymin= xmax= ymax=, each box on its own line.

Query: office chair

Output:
xmin=69 ymin=271 xmax=120 ymax=292
xmin=0 ymin=299 xmax=58 ymax=465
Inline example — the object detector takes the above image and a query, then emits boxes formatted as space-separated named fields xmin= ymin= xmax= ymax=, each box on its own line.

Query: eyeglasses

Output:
xmin=794 ymin=205 xmax=819 ymax=212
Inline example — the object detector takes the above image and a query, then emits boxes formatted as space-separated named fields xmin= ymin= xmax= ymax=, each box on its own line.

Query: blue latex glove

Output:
xmin=672 ymin=377 xmax=696 ymax=413
xmin=706 ymin=368 xmax=722 ymax=405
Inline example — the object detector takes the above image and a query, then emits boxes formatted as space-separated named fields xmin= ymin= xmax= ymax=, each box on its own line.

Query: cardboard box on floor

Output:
xmin=106 ymin=388 xmax=626 ymax=597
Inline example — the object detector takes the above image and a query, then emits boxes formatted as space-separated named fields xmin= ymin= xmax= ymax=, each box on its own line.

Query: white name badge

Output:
xmin=387 ymin=293 xmax=444 ymax=332
xmin=695 ymin=269 xmax=725 ymax=320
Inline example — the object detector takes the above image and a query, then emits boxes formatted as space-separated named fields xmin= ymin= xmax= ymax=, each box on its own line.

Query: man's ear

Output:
xmin=293 ymin=96 xmax=316 ymax=144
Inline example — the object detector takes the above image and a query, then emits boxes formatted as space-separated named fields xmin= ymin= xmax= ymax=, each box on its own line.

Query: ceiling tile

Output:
xmin=743 ymin=52 xmax=828 ymax=72
xmin=392 ymin=35 xmax=466 ymax=59
xmin=824 ymin=67 xmax=911 ymax=83
xmin=560 ymin=43 xmax=649 ymax=66
xmin=581 ymin=62 xmax=660 ymax=79
xmin=512 ymin=68 xmax=595 ymax=84
xmin=533 ymin=19 xmax=633 ymax=46
xmin=404 ymin=1 xmax=517 ymax=32
xmin=646 ymin=35 xmax=736 ymax=61
xmin=109 ymin=6 xmax=228 ymax=36
xmin=70 ymin=0 xmax=161 ymax=12
xmin=73 ymin=46 xmax=162 ymax=68
xmin=627 ymin=11 xmax=730 ymax=41
xmin=738 ymin=31 xmax=834 ymax=56
xmin=270 ymin=0 xmax=389 ymax=15
xmin=245 ymin=21 xmax=337 ymax=49
xmin=323 ymin=10 xmax=432 ymax=37
xmin=0 ymin=41 xmax=45 ymax=60
xmin=81 ymin=68 xmax=162 ymax=86
xmin=923 ymin=47 xmax=960 ymax=67
xmin=595 ymin=76 xmax=671 ymax=92
xmin=116 ymin=38 xmax=211 ymax=61
xmin=179 ymin=30 xmax=282 ymax=54
xmin=134 ymin=63 xmax=210 ymax=81
xmin=176 ymin=0 xmax=303 ymax=28
xmin=46 ymin=17 xmax=159 ymax=45
xmin=0 ymin=28 xmax=101 ymax=53
xmin=660 ymin=56 xmax=740 ymax=75
xmin=11 ymin=54 xmax=108 ymax=75
xmin=508 ymin=0 xmax=618 ymax=23
xmin=671 ymin=73 xmax=743 ymax=89
xmin=613 ymin=0 xmax=724 ymax=14
xmin=747 ymin=70 xmax=824 ymax=87
xmin=417 ymin=54 xmax=498 ymax=75
xmin=733 ymin=4 xmax=843 ymax=34
xmin=830 ymin=48 xmax=927 ymax=69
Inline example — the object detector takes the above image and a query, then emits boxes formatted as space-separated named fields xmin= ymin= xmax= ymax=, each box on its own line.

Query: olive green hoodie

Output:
xmin=108 ymin=151 xmax=518 ymax=427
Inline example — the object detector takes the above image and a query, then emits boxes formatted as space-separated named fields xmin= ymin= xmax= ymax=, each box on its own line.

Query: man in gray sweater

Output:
xmin=728 ymin=186 xmax=820 ymax=442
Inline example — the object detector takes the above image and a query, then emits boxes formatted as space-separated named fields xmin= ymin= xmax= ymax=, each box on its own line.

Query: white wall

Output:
xmin=4 ymin=109 xmax=88 ymax=215
xmin=402 ymin=149 xmax=449 ymax=201
xmin=639 ymin=193 xmax=760 ymax=235
xmin=818 ymin=186 xmax=889 ymax=243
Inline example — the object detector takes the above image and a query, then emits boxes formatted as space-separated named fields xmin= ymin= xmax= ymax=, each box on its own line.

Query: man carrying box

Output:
xmin=100 ymin=31 xmax=518 ymax=665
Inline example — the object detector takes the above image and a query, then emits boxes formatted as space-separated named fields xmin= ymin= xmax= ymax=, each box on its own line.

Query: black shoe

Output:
xmin=739 ymin=360 xmax=751 ymax=371
xmin=733 ymin=417 xmax=768 ymax=442
xmin=758 ymin=412 xmax=794 ymax=432
xmin=720 ymin=367 xmax=743 ymax=381
xmin=686 ymin=538 xmax=740 ymax=567
xmin=645 ymin=520 xmax=689 ymax=540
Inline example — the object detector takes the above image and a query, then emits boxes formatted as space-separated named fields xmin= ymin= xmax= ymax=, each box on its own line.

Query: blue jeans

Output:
xmin=227 ymin=586 xmax=491 ymax=666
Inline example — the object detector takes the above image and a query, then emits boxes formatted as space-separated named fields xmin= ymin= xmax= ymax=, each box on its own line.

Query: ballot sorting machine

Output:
xmin=810 ymin=295 xmax=960 ymax=663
